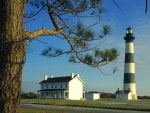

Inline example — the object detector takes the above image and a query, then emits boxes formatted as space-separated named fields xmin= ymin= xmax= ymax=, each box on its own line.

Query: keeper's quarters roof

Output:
xmin=39 ymin=76 xmax=72 ymax=83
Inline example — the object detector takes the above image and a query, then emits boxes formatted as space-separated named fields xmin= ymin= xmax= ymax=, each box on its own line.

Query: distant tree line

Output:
xmin=100 ymin=93 xmax=150 ymax=99
xmin=138 ymin=96 xmax=150 ymax=99
xmin=100 ymin=92 xmax=115 ymax=98
xmin=21 ymin=92 xmax=38 ymax=99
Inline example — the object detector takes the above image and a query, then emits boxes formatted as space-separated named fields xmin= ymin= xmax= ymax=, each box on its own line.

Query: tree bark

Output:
xmin=0 ymin=0 xmax=27 ymax=113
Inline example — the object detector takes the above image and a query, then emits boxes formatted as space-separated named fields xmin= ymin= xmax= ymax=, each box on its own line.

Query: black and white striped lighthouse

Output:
xmin=123 ymin=27 xmax=137 ymax=100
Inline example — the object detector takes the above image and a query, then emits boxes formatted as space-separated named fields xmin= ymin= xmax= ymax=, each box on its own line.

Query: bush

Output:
xmin=21 ymin=92 xmax=38 ymax=99
xmin=101 ymin=92 xmax=115 ymax=98
xmin=138 ymin=96 xmax=150 ymax=99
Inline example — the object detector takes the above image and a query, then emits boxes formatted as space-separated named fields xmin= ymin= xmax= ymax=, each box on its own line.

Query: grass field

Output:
xmin=21 ymin=107 xmax=60 ymax=113
xmin=22 ymin=98 xmax=150 ymax=112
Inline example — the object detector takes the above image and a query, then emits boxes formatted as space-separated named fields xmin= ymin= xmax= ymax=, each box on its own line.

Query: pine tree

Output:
xmin=0 ymin=0 xmax=118 ymax=113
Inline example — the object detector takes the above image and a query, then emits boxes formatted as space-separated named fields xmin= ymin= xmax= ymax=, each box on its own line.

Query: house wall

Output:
xmin=68 ymin=77 xmax=83 ymax=100
xmin=86 ymin=93 xmax=93 ymax=100
xmin=40 ymin=82 xmax=68 ymax=99
xmin=93 ymin=93 xmax=100 ymax=100
xmin=128 ymin=93 xmax=132 ymax=100
xmin=116 ymin=92 xmax=132 ymax=100
xmin=86 ymin=93 xmax=100 ymax=100
xmin=116 ymin=94 xmax=126 ymax=99
xmin=39 ymin=75 xmax=84 ymax=100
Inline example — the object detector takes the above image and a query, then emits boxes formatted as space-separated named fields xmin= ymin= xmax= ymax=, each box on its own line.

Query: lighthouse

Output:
xmin=123 ymin=27 xmax=137 ymax=100
xmin=116 ymin=27 xmax=137 ymax=100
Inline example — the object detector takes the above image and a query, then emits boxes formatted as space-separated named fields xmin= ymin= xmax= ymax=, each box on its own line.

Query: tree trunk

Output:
xmin=0 ymin=0 xmax=27 ymax=113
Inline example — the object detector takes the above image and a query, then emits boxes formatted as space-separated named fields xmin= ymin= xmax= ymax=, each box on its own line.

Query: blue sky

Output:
xmin=22 ymin=0 xmax=150 ymax=96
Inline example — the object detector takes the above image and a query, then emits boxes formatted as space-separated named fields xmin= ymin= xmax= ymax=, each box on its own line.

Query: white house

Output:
xmin=115 ymin=89 xmax=133 ymax=100
xmin=38 ymin=73 xmax=84 ymax=100
xmin=86 ymin=91 xmax=100 ymax=100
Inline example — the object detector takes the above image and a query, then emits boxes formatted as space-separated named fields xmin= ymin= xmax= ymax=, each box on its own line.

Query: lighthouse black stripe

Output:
xmin=125 ymin=53 xmax=134 ymax=63
xmin=125 ymin=39 xmax=133 ymax=43
xmin=124 ymin=73 xmax=135 ymax=83
xmin=124 ymin=34 xmax=135 ymax=43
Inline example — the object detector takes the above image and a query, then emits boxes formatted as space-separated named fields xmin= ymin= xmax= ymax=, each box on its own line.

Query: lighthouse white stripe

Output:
xmin=125 ymin=42 xmax=134 ymax=53
xmin=124 ymin=63 xmax=135 ymax=73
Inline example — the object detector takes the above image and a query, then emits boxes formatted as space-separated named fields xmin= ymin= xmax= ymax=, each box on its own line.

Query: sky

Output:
xmin=22 ymin=0 xmax=150 ymax=96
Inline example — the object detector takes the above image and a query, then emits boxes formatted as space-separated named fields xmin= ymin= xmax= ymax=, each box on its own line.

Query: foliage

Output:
xmin=21 ymin=92 xmax=38 ymax=99
xmin=68 ymin=48 xmax=118 ymax=67
xmin=100 ymin=92 xmax=115 ymax=98
xmin=138 ymin=96 xmax=150 ymax=99
xmin=112 ymin=0 xmax=149 ymax=14
xmin=26 ymin=0 xmax=119 ymax=67
xmin=0 ymin=0 xmax=119 ymax=112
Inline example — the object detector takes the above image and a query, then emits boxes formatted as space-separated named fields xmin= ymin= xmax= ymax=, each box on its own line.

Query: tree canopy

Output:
xmin=24 ymin=0 xmax=118 ymax=68
xmin=0 ymin=0 xmax=118 ymax=113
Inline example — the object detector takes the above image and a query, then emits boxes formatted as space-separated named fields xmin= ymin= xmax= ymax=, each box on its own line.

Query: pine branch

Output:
xmin=24 ymin=29 xmax=63 ymax=40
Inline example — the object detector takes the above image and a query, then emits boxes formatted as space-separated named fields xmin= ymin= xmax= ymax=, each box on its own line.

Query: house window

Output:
xmin=65 ymin=83 xmax=68 ymax=88
xmin=60 ymin=92 xmax=63 ymax=97
xmin=65 ymin=92 xmax=68 ymax=98
xmin=60 ymin=84 xmax=62 ymax=88
xmin=46 ymin=84 xmax=48 ymax=89
xmin=46 ymin=92 xmax=49 ymax=96
xmin=51 ymin=84 xmax=53 ymax=89
xmin=41 ymin=85 xmax=44 ymax=89
xmin=55 ymin=84 xmax=57 ymax=88
xmin=51 ymin=92 xmax=53 ymax=97
xmin=41 ymin=92 xmax=45 ymax=96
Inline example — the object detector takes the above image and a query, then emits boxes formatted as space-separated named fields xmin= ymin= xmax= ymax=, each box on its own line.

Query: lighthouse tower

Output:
xmin=123 ymin=27 xmax=137 ymax=100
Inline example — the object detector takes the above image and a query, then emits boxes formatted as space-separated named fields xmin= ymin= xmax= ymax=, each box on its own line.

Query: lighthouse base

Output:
xmin=131 ymin=94 xmax=138 ymax=100
xmin=115 ymin=90 xmax=137 ymax=100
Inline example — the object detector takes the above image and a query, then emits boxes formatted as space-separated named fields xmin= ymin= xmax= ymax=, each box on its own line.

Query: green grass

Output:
xmin=21 ymin=107 xmax=60 ymax=113
xmin=22 ymin=99 xmax=150 ymax=112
